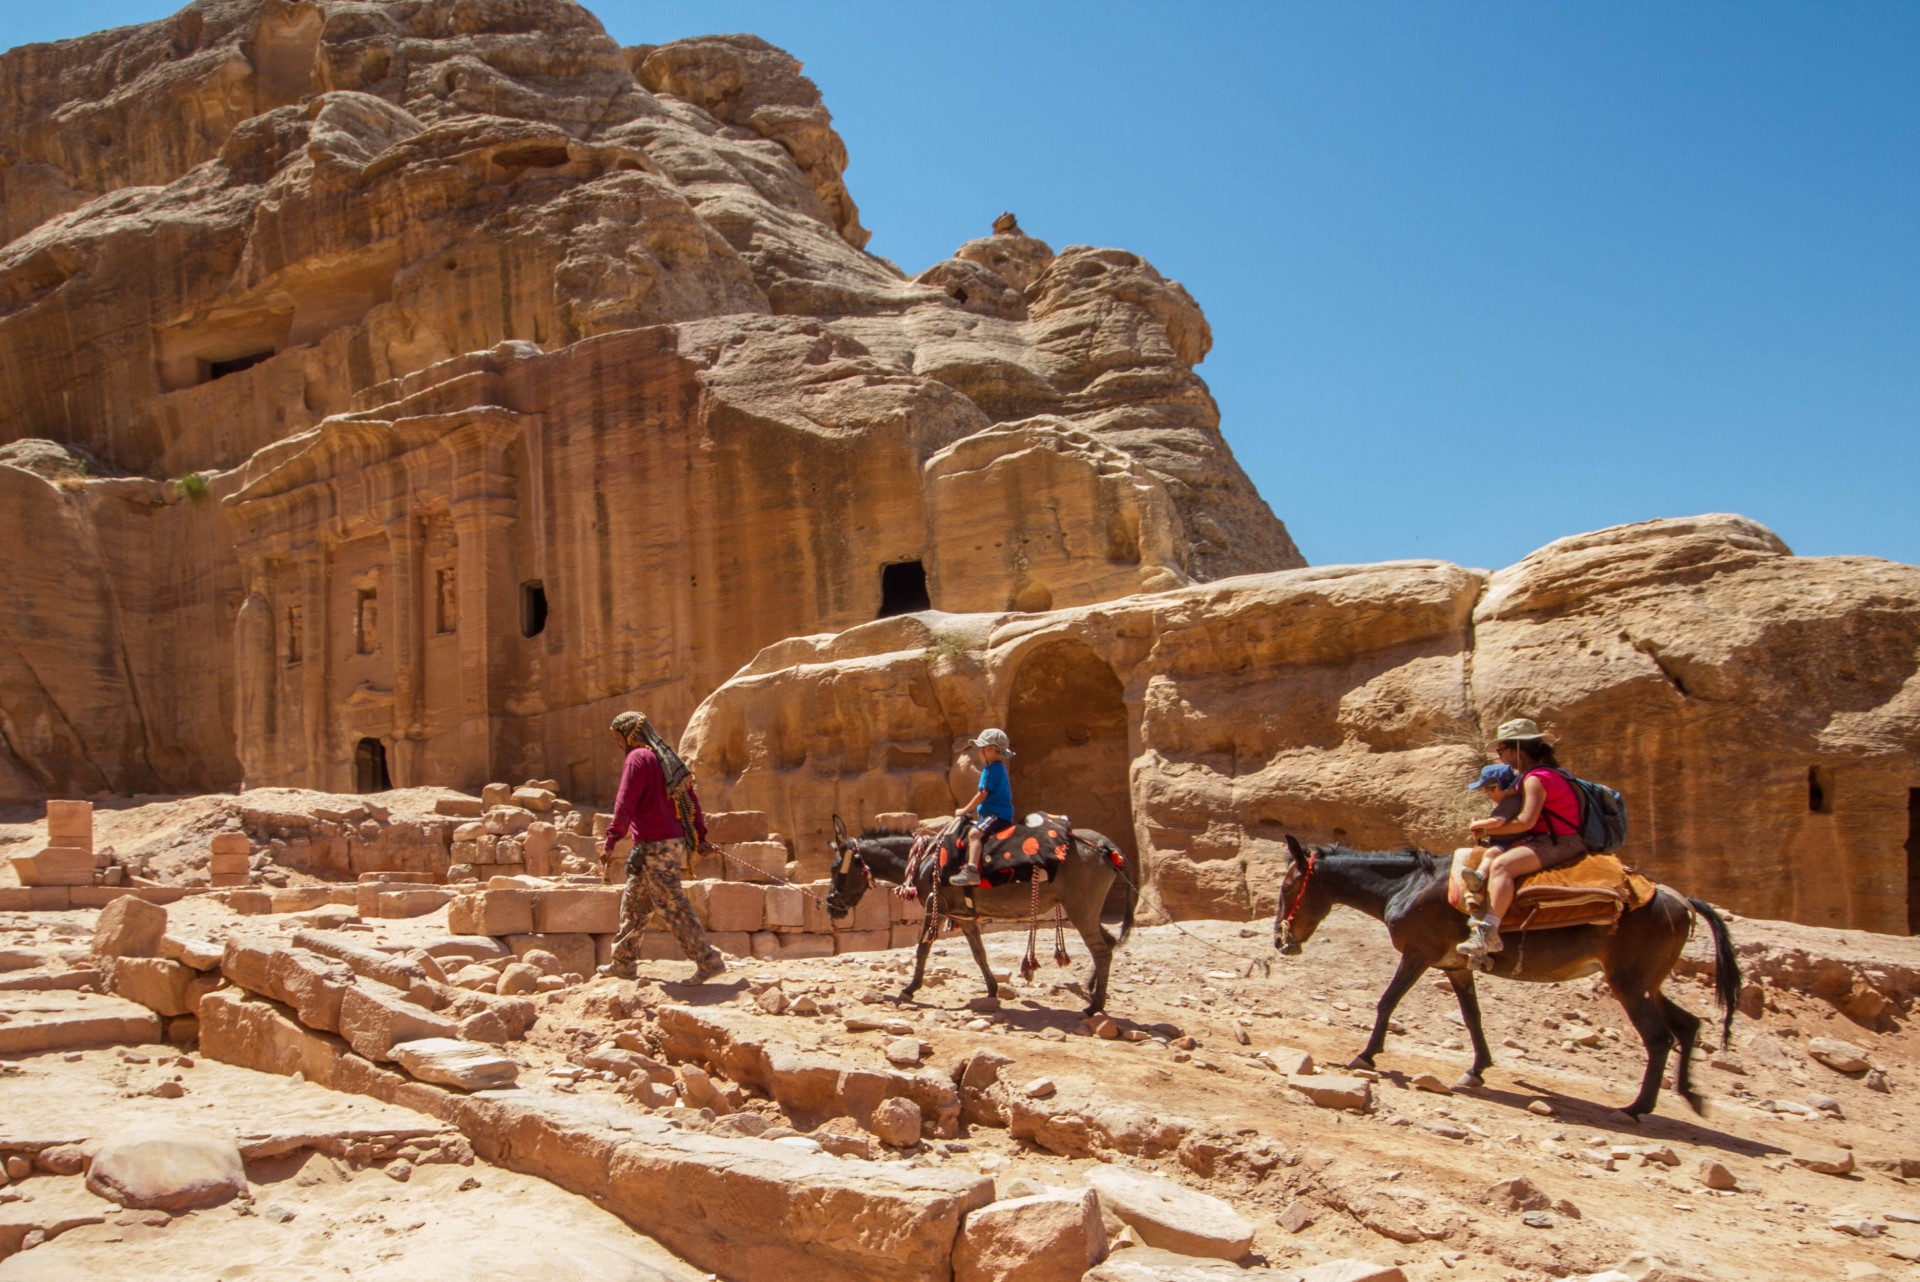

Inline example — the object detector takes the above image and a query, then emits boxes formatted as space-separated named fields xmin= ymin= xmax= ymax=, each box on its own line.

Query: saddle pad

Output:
xmin=1449 ymin=850 xmax=1658 ymax=930
xmin=936 ymin=815 xmax=1072 ymax=888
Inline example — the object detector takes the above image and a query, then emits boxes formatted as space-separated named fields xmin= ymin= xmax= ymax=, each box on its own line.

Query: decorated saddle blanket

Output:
xmin=925 ymin=813 xmax=1074 ymax=889
xmin=1449 ymin=851 xmax=1658 ymax=933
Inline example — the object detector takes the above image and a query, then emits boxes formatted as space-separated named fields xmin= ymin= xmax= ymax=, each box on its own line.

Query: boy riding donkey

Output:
xmin=949 ymin=728 xmax=1016 ymax=888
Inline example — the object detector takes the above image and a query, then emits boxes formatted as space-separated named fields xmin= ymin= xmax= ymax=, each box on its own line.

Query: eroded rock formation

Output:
xmin=0 ymin=0 xmax=1297 ymax=803
xmin=686 ymin=516 xmax=1920 ymax=934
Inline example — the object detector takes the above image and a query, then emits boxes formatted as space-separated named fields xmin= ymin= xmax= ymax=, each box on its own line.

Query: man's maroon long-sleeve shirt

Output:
xmin=604 ymin=747 xmax=706 ymax=850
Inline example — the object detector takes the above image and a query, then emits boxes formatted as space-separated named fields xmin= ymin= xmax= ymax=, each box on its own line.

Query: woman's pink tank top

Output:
xmin=1524 ymin=768 xmax=1582 ymax=838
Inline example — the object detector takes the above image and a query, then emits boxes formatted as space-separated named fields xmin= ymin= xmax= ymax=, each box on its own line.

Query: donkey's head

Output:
xmin=1273 ymin=834 xmax=1331 ymax=955
xmin=825 ymin=814 xmax=870 ymax=920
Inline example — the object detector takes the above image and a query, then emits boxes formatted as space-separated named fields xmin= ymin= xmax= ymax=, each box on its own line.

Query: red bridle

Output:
xmin=1280 ymin=849 xmax=1318 ymax=925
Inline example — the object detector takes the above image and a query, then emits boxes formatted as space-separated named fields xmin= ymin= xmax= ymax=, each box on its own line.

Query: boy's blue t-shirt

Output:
xmin=975 ymin=760 xmax=1014 ymax=825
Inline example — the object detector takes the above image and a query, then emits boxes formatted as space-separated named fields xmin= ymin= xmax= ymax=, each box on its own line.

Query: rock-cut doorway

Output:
xmin=1004 ymin=639 xmax=1135 ymax=917
xmin=355 ymin=737 xmax=392 ymax=793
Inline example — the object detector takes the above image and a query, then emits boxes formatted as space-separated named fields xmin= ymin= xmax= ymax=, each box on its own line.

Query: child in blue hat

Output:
xmin=1452 ymin=762 xmax=1521 ymax=907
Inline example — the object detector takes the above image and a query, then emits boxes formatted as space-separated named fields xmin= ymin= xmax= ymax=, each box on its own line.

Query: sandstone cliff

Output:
xmin=685 ymin=515 xmax=1920 ymax=934
xmin=0 ymin=0 xmax=1298 ymax=803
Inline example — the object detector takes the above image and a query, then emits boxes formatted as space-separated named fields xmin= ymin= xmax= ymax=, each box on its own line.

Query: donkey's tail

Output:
xmin=1106 ymin=836 xmax=1138 ymax=949
xmin=1687 ymin=897 xmax=1741 ymax=1049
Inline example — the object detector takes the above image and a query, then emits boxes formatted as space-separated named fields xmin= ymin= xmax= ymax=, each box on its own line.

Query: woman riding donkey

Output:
xmin=1458 ymin=717 xmax=1588 ymax=964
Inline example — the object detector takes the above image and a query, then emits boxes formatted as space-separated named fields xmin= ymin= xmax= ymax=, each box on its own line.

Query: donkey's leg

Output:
xmin=1444 ymin=968 xmax=1496 ymax=1089
xmin=1614 ymin=987 xmax=1675 ymax=1119
xmin=1064 ymin=885 xmax=1115 ymax=1016
xmin=899 ymin=896 xmax=938 ymax=1002
xmin=959 ymin=920 xmax=999 ymax=1001
xmin=1657 ymin=992 xmax=1705 ymax=1114
xmin=1353 ymin=952 xmax=1427 ymax=1070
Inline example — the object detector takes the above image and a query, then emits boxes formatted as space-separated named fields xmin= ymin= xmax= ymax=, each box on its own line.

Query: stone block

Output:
xmin=511 ymin=787 xmax=555 ymax=811
xmin=955 ymin=1187 xmax=1105 ymax=1282
xmin=836 ymin=930 xmax=893 ymax=954
xmin=763 ymin=885 xmax=805 ymax=928
xmin=751 ymin=931 xmax=835 ymax=961
xmin=46 ymin=799 xmax=93 ymax=844
xmin=209 ymin=832 xmax=251 ymax=856
xmin=508 ymin=932 xmax=595 ymax=978
xmin=269 ymin=887 xmax=340 ymax=913
xmin=28 ymin=886 xmax=72 ymax=910
xmin=478 ymin=889 xmax=535 ymax=936
xmin=482 ymin=783 xmax=513 ymax=808
xmin=86 ymin=1123 xmax=247 ymax=1212
xmin=378 ymin=889 xmax=454 ymax=918
xmin=533 ymin=887 xmax=622 ymax=933
xmin=210 ymin=871 xmax=252 ymax=888
xmin=523 ymin=822 xmax=558 ymax=876
xmin=11 ymin=845 xmax=96 ymax=886
xmin=704 ymin=811 xmax=770 ymax=844
xmin=224 ymin=891 xmax=274 ymax=915
xmin=111 ymin=957 xmax=199 ymax=1016
xmin=209 ymin=851 xmax=251 ymax=874
xmin=700 ymin=881 xmax=766 ymax=932
xmin=197 ymin=990 xmax=348 ymax=1087
xmin=708 ymin=931 xmax=753 ymax=958
xmin=0 ymin=888 xmax=32 ymax=910
xmin=220 ymin=940 xmax=356 ymax=1032
xmin=851 ymin=889 xmax=892 ymax=934
xmin=339 ymin=981 xmax=460 ymax=1062
xmin=393 ymin=1037 xmax=520 ymax=1090
xmin=719 ymin=840 xmax=788 ymax=882
xmin=892 ymin=894 xmax=927 ymax=925
xmin=1288 ymin=1074 xmax=1372 ymax=1111
xmin=1084 ymin=1165 xmax=1255 ymax=1261
xmin=435 ymin=796 xmax=485 ymax=818
xmin=446 ymin=893 xmax=482 ymax=935
xmin=94 ymin=895 xmax=168 ymax=959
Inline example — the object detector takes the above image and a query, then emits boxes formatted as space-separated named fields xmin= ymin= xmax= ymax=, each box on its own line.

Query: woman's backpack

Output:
xmin=1554 ymin=769 xmax=1629 ymax=853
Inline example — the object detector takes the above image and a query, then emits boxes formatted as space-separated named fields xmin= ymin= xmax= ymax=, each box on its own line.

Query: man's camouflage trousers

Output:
xmin=610 ymin=839 xmax=723 ymax=971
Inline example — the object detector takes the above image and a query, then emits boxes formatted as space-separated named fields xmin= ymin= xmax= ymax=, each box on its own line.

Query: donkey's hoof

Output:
xmin=1453 ymin=1072 xmax=1484 ymax=1091
xmin=895 ymin=988 xmax=919 ymax=1005
xmin=1613 ymin=1107 xmax=1645 ymax=1125
xmin=1347 ymin=1055 xmax=1376 ymax=1072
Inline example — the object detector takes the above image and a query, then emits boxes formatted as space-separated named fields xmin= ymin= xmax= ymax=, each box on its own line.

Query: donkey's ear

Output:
xmin=1284 ymin=833 xmax=1307 ymax=863
xmin=832 ymin=814 xmax=849 ymax=845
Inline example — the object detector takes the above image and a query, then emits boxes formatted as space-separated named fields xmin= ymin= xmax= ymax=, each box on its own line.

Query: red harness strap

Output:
xmin=1281 ymin=849 xmax=1318 ymax=924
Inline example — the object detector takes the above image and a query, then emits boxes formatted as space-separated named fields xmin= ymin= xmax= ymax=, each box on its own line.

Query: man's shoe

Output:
xmin=949 ymin=865 xmax=982 ymax=888
xmin=596 ymin=961 xmax=638 ymax=981
xmin=689 ymin=955 xmax=727 ymax=985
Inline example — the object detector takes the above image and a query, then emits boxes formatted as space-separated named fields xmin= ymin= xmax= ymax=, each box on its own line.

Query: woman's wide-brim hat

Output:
xmin=1495 ymin=717 xmax=1549 ymax=742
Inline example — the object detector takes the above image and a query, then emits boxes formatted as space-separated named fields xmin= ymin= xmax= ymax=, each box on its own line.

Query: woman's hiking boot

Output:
xmin=1456 ymin=918 xmax=1504 ymax=970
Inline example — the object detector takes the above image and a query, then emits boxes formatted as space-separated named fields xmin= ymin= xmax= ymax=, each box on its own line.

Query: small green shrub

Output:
xmin=924 ymin=630 xmax=970 ymax=660
xmin=178 ymin=472 xmax=210 ymax=499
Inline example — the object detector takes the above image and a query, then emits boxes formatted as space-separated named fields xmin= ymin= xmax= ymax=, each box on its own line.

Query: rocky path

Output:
xmin=3 ymin=888 xmax=1917 ymax=1280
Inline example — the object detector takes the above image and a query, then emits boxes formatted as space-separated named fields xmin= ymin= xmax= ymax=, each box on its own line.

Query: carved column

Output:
xmin=299 ymin=547 xmax=331 ymax=790
xmin=384 ymin=511 xmax=424 ymax=786
xmin=450 ymin=496 xmax=516 ymax=789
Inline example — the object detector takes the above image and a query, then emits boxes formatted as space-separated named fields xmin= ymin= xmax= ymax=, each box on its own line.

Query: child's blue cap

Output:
xmin=1469 ymin=764 xmax=1516 ymax=791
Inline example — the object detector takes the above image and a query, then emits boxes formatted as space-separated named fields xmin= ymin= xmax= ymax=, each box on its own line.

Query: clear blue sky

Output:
xmin=12 ymin=2 xmax=1917 ymax=571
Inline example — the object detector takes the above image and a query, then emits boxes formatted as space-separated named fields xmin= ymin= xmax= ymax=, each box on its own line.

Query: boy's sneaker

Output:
xmin=1460 ymin=867 xmax=1487 ymax=896
xmin=949 ymin=865 xmax=982 ymax=887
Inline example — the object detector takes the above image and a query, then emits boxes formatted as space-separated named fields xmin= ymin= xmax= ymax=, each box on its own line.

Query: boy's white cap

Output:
xmin=970 ymin=728 xmax=1015 ymax=756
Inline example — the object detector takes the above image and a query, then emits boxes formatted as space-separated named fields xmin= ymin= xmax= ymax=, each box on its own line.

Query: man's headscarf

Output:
xmin=611 ymin=711 xmax=700 ymax=861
